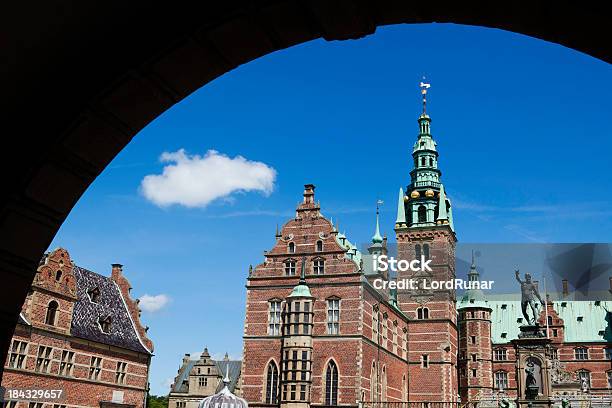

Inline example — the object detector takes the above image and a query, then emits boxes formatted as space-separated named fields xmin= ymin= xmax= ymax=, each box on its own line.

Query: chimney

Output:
xmin=562 ymin=279 xmax=569 ymax=296
xmin=111 ymin=263 xmax=123 ymax=279
xmin=182 ymin=353 xmax=190 ymax=364
xmin=303 ymin=184 xmax=315 ymax=204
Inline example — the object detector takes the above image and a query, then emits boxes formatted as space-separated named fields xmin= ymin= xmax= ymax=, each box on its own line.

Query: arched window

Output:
xmin=55 ymin=270 xmax=62 ymax=281
xmin=45 ymin=301 xmax=58 ymax=325
xmin=420 ymin=157 xmax=425 ymax=166
xmin=370 ymin=362 xmax=376 ymax=401
xmin=316 ymin=240 xmax=323 ymax=252
xmin=265 ymin=361 xmax=279 ymax=404
xmin=429 ymin=157 xmax=433 ymax=166
xmin=415 ymin=244 xmax=421 ymax=259
xmin=434 ymin=205 xmax=439 ymax=221
xmin=423 ymin=244 xmax=430 ymax=260
xmin=325 ymin=360 xmax=339 ymax=405
xmin=381 ymin=365 xmax=387 ymax=401
xmin=547 ymin=316 xmax=553 ymax=326
xmin=418 ymin=205 xmax=426 ymax=223
xmin=288 ymin=242 xmax=295 ymax=254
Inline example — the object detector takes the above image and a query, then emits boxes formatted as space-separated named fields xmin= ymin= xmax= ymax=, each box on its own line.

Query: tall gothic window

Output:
xmin=45 ymin=300 xmax=58 ymax=325
xmin=327 ymin=298 xmax=340 ymax=334
xmin=325 ymin=360 xmax=339 ymax=405
xmin=268 ymin=300 xmax=282 ymax=335
xmin=495 ymin=371 xmax=508 ymax=390
xmin=265 ymin=362 xmax=279 ymax=404
xmin=370 ymin=362 xmax=376 ymax=401
xmin=381 ymin=366 xmax=387 ymax=401
xmin=415 ymin=244 xmax=421 ymax=259
xmin=418 ymin=205 xmax=427 ymax=223
xmin=55 ymin=270 xmax=62 ymax=281
xmin=288 ymin=242 xmax=295 ymax=254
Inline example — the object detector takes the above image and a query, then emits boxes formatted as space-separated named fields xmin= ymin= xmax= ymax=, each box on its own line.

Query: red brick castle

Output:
xmin=241 ymin=87 xmax=612 ymax=408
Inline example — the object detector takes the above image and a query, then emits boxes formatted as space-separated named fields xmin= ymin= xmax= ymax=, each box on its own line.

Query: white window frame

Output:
xmin=327 ymin=298 xmax=340 ymax=335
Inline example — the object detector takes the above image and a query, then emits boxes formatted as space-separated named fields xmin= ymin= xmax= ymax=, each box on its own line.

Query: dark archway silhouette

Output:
xmin=1 ymin=1 xmax=610 ymax=379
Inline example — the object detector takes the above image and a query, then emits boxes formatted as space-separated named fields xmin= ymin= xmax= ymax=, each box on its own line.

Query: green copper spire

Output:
xmin=395 ymin=81 xmax=455 ymax=232
xmin=288 ymin=257 xmax=312 ymax=298
xmin=372 ymin=200 xmax=383 ymax=244
xmin=437 ymin=184 xmax=449 ymax=224
xmin=458 ymin=251 xmax=488 ymax=309
xmin=396 ymin=187 xmax=406 ymax=225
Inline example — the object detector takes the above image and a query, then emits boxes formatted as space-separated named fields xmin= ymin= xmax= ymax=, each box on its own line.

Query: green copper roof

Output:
xmin=372 ymin=210 xmax=383 ymax=244
xmin=395 ymin=187 xmax=406 ymax=224
xmin=458 ymin=253 xmax=489 ymax=310
xmin=335 ymin=231 xmax=362 ymax=267
xmin=437 ymin=184 xmax=449 ymax=221
xmin=484 ymin=300 xmax=612 ymax=343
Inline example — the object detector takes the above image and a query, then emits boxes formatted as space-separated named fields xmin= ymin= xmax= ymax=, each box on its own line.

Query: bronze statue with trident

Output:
xmin=515 ymin=269 xmax=545 ymax=325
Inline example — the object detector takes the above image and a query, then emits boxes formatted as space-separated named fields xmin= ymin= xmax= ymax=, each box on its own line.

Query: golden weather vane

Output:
xmin=419 ymin=77 xmax=431 ymax=114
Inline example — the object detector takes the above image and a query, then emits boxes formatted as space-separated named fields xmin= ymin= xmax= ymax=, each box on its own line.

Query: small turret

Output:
xmin=281 ymin=257 xmax=314 ymax=408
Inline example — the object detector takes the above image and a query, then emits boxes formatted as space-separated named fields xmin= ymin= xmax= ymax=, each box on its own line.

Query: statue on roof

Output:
xmin=515 ymin=269 xmax=545 ymax=325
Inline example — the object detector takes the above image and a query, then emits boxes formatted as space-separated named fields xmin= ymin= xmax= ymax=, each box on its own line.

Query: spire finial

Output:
xmin=420 ymin=77 xmax=431 ymax=114
xmin=471 ymin=250 xmax=476 ymax=268
xmin=372 ymin=200 xmax=384 ymax=244
xmin=223 ymin=363 xmax=230 ymax=385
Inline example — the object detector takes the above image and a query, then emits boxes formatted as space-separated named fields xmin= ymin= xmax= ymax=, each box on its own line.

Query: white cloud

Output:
xmin=139 ymin=294 xmax=171 ymax=313
xmin=140 ymin=149 xmax=276 ymax=208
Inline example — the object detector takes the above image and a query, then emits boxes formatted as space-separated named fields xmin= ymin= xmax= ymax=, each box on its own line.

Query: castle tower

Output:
xmin=367 ymin=201 xmax=388 ymax=283
xmin=280 ymin=258 xmax=314 ymax=408
xmin=189 ymin=348 xmax=221 ymax=396
xmin=395 ymin=81 xmax=459 ymax=402
xmin=458 ymin=253 xmax=493 ymax=401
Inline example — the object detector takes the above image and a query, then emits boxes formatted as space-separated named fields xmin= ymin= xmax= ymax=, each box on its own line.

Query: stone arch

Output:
xmin=2 ymin=2 xmax=611 ymax=379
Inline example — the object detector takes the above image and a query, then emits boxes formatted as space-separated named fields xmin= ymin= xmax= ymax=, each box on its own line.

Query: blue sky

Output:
xmin=48 ymin=23 xmax=611 ymax=394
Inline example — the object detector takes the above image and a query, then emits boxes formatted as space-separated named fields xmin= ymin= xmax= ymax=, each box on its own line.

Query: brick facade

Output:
xmin=2 ymin=248 xmax=152 ymax=408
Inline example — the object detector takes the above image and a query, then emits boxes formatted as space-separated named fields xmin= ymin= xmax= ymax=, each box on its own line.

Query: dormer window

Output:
xmin=99 ymin=316 xmax=112 ymax=334
xmin=87 ymin=287 xmax=101 ymax=303
xmin=288 ymin=242 xmax=295 ymax=254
